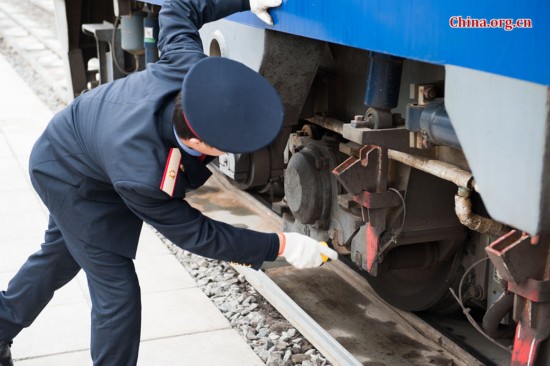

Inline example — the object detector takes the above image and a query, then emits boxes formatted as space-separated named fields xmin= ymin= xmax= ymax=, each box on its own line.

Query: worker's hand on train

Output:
xmin=278 ymin=233 xmax=338 ymax=269
xmin=250 ymin=0 xmax=282 ymax=26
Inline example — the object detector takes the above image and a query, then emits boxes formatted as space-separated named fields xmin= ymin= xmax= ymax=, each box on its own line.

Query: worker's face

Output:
xmin=180 ymin=138 xmax=225 ymax=156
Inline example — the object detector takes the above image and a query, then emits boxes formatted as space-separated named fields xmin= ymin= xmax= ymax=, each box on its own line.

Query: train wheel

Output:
xmin=365 ymin=244 xmax=463 ymax=314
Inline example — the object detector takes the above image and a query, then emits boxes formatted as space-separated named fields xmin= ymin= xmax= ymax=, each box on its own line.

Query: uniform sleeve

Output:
xmin=114 ymin=180 xmax=279 ymax=269
xmin=158 ymin=0 xmax=251 ymax=56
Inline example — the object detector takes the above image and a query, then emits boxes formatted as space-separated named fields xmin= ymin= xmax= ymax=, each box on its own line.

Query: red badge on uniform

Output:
xmin=160 ymin=148 xmax=182 ymax=197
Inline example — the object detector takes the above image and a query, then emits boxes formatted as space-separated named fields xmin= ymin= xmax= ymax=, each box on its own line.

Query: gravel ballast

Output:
xmin=161 ymin=238 xmax=332 ymax=366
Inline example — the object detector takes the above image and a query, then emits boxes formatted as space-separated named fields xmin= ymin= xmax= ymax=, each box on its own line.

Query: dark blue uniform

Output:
xmin=0 ymin=0 xmax=278 ymax=364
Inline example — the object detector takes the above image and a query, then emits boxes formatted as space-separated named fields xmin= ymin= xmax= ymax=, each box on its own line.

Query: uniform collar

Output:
xmin=160 ymin=98 xmax=207 ymax=162
xmin=160 ymin=98 xmax=180 ymax=147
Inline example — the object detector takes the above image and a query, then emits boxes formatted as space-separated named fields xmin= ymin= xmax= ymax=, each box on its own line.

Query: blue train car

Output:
xmin=53 ymin=0 xmax=550 ymax=364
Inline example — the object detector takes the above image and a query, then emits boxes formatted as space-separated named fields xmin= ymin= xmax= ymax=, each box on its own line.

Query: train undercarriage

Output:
xmin=53 ymin=0 xmax=550 ymax=364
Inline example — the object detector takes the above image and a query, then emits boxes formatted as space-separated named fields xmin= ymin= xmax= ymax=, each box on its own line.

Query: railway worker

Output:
xmin=0 ymin=0 xmax=338 ymax=365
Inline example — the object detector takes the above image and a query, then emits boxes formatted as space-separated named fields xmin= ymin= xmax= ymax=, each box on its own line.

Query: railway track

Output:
xmin=0 ymin=1 xmax=512 ymax=365
xmin=0 ymin=0 xmax=69 ymax=107
xmin=212 ymin=173 xmax=509 ymax=366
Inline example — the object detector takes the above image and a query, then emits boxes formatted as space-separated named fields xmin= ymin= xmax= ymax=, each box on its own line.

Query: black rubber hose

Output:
xmin=482 ymin=292 xmax=514 ymax=338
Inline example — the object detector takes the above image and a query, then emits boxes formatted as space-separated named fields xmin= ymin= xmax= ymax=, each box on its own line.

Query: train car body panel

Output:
xmin=198 ymin=22 xmax=550 ymax=236
xmin=446 ymin=67 xmax=550 ymax=235
xmin=150 ymin=0 xmax=550 ymax=86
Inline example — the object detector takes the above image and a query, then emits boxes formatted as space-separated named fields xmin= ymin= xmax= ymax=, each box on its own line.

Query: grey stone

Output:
xmin=258 ymin=328 xmax=270 ymax=337
xmin=265 ymin=354 xmax=282 ymax=366
xmin=291 ymin=353 xmax=310 ymax=363
xmin=259 ymin=349 xmax=271 ymax=362
xmin=246 ymin=330 xmax=258 ymax=340
xmin=282 ymin=349 xmax=292 ymax=363
xmin=276 ymin=340 xmax=289 ymax=350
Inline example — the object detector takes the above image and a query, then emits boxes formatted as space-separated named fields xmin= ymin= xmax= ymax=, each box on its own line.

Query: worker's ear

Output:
xmin=187 ymin=137 xmax=203 ymax=148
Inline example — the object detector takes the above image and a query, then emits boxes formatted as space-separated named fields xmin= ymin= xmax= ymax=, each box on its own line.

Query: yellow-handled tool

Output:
xmin=320 ymin=241 xmax=330 ymax=263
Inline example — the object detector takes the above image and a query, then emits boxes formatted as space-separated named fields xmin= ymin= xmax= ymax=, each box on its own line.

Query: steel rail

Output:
xmin=233 ymin=265 xmax=363 ymax=366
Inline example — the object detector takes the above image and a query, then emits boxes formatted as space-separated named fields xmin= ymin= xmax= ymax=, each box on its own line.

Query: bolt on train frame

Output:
xmin=52 ymin=0 xmax=549 ymax=364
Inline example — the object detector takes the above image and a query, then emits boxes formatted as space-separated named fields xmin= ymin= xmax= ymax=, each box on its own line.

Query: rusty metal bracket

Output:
xmin=342 ymin=125 xmax=412 ymax=152
xmin=511 ymin=295 xmax=550 ymax=366
xmin=332 ymin=145 xmax=387 ymax=194
xmin=486 ymin=232 xmax=550 ymax=366
xmin=354 ymin=191 xmax=402 ymax=209
xmin=485 ymin=230 xmax=548 ymax=284
xmin=333 ymin=146 xmax=393 ymax=275
xmin=508 ymin=278 xmax=550 ymax=303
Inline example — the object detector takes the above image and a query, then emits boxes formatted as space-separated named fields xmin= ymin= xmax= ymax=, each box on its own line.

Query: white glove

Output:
xmin=278 ymin=232 xmax=339 ymax=269
xmin=250 ymin=0 xmax=282 ymax=26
